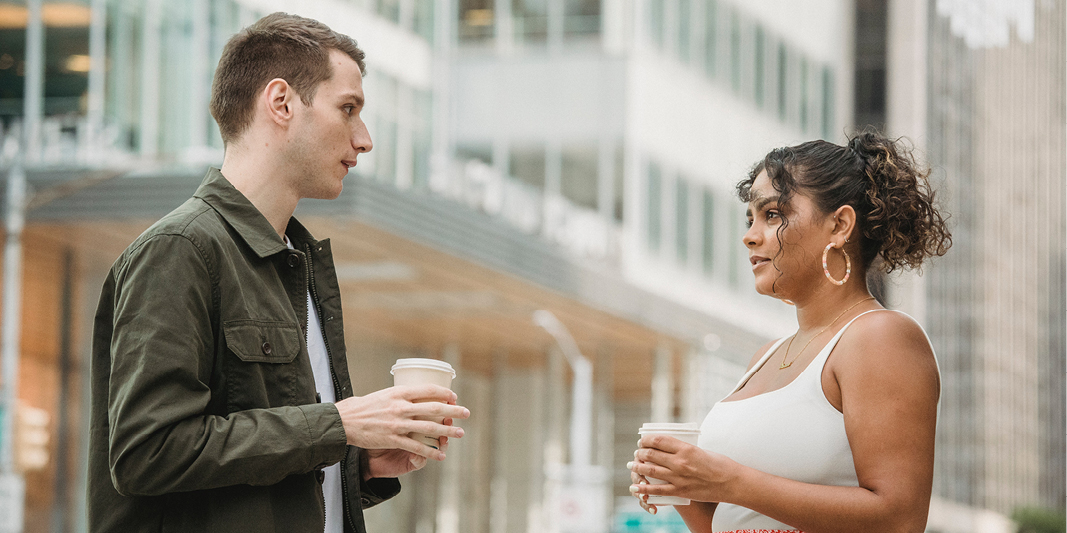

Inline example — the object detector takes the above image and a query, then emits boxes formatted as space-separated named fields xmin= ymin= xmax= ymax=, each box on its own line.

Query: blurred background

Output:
xmin=0 ymin=0 xmax=1062 ymax=531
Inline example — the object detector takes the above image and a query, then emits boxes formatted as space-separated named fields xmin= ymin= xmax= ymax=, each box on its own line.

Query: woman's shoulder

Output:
xmin=845 ymin=309 xmax=931 ymax=351
xmin=834 ymin=309 xmax=940 ymax=391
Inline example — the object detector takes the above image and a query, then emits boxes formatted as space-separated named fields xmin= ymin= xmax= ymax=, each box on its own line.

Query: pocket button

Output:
xmin=261 ymin=342 xmax=273 ymax=355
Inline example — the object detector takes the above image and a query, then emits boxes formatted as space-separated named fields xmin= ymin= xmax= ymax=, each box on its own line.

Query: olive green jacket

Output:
xmin=88 ymin=168 xmax=400 ymax=532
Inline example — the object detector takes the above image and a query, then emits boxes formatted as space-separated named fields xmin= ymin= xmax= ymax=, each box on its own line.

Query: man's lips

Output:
xmin=342 ymin=160 xmax=357 ymax=169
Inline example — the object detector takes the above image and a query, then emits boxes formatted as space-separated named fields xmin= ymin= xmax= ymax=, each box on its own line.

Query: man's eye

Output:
xmin=343 ymin=106 xmax=354 ymax=115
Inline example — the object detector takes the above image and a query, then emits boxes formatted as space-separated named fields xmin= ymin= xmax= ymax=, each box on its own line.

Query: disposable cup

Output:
xmin=637 ymin=422 xmax=702 ymax=506
xmin=391 ymin=358 xmax=457 ymax=449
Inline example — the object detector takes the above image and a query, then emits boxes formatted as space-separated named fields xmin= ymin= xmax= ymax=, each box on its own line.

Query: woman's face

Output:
xmin=742 ymin=170 xmax=833 ymax=298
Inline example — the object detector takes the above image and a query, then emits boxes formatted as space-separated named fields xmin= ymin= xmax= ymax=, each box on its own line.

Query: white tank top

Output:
xmin=698 ymin=310 xmax=885 ymax=532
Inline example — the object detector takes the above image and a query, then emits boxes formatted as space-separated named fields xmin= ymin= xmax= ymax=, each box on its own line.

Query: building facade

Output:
xmin=919 ymin=0 xmax=1066 ymax=518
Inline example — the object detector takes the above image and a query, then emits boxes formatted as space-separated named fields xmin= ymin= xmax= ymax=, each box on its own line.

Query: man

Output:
xmin=87 ymin=13 xmax=468 ymax=532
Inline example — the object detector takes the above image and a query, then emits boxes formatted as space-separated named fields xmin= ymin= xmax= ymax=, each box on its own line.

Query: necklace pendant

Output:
xmin=778 ymin=361 xmax=793 ymax=370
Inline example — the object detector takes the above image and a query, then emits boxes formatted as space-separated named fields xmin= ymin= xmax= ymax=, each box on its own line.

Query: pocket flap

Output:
xmin=223 ymin=320 xmax=301 ymax=363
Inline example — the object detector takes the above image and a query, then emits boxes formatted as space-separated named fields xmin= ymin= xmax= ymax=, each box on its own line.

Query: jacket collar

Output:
xmin=194 ymin=168 xmax=296 ymax=259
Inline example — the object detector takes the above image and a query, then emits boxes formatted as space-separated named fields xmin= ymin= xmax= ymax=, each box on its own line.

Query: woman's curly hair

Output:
xmin=737 ymin=130 xmax=952 ymax=274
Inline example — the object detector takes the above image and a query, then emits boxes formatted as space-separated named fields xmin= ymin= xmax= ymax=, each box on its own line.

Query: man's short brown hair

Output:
xmin=209 ymin=12 xmax=366 ymax=145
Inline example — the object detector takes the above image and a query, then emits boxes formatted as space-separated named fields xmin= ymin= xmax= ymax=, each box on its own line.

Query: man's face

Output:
xmin=287 ymin=49 xmax=372 ymax=200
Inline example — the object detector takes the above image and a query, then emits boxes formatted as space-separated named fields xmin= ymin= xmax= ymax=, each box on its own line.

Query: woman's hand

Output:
xmin=627 ymin=444 xmax=658 ymax=515
xmin=628 ymin=434 xmax=741 ymax=504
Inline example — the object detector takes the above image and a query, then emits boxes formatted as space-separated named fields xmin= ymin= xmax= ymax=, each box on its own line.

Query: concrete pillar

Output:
xmin=87 ymin=0 xmax=107 ymax=160
xmin=491 ymin=354 xmax=545 ymax=533
xmin=23 ymin=0 xmax=43 ymax=163
xmin=651 ymin=343 xmax=674 ymax=422
xmin=139 ymin=0 xmax=162 ymax=157
xmin=435 ymin=345 xmax=462 ymax=533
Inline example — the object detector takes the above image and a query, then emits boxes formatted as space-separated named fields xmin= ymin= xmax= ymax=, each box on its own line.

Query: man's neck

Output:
xmin=219 ymin=142 xmax=299 ymax=238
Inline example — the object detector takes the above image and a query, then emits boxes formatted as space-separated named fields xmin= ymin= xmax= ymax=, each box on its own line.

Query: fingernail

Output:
xmin=438 ymin=452 xmax=447 ymax=461
xmin=629 ymin=485 xmax=639 ymax=493
xmin=463 ymin=408 xmax=471 ymax=417
xmin=634 ymin=450 xmax=639 ymax=458
xmin=456 ymin=428 xmax=465 ymax=438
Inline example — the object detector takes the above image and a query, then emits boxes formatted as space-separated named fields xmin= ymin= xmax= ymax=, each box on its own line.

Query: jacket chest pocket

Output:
xmin=223 ymin=320 xmax=310 ymax=409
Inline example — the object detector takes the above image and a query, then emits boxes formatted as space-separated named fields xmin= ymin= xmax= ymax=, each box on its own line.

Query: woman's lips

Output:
xmin=750 ymin=257 xmax=771 ymax=270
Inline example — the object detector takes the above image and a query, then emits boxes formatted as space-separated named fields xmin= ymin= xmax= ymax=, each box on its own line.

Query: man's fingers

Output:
xmin=408 ymin=401 xmax=469 ymax=420
xmin=407 ymin=419 xmax=465 ymax=439
xmin=395 ymin=384 xmax=457 ymax=403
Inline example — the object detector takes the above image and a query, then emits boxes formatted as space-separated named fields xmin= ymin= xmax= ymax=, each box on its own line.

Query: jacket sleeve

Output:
xmin=106 ymin=233 xmax=348 ymax=496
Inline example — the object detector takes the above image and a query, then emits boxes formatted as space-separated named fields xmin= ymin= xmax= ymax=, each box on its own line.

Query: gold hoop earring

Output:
xmin=822 ymin=243 xmax=851 ymax=285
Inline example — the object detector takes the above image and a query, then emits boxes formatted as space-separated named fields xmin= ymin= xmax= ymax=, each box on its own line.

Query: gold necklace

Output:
xmin=778 ymin=296 xmax=876 ymax=370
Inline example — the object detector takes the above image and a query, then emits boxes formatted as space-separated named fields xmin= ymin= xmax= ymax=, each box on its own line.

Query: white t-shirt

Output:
xmin=288 ymin=238 xmax=343 ymax=533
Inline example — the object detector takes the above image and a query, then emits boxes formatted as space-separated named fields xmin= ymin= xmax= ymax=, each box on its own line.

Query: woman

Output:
xmin=628 ymin=131 xmax=951 ymax=532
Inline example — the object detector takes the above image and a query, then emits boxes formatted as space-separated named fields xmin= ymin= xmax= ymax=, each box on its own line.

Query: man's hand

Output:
xmin=334 ymin=385 xmax=469 ymax=462
xmin=361 ymin=419 xmax=455 ymax=480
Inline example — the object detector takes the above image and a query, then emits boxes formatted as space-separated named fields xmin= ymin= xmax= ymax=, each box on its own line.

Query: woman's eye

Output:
xmin=745 ymin=218 xmax=754 ymax=228
xmin=766 ymin=210 xmax=780 ymax=221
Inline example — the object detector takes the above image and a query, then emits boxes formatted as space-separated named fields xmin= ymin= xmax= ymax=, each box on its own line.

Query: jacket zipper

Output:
xmin=304 ymin=243 xmax=356 ymax=533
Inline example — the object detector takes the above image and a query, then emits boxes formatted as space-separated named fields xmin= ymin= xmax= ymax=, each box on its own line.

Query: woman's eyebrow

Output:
xmin=752 ymin=195 xmax=780 ymax=212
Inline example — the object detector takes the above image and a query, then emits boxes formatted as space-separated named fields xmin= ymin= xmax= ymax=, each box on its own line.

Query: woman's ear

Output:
xmin=831 ymin=205 xmax=857 ymax=246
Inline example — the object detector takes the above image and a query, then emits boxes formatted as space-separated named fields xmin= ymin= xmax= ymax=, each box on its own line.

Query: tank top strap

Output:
xmin=807 ymin=309 xmax=889 ymax=372
xmin=728 ymin=336 xmax=790 ymax=395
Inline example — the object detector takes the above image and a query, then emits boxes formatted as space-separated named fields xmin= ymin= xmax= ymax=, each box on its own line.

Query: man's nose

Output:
xmin=353 ymin=122 xmax=372 ymax=153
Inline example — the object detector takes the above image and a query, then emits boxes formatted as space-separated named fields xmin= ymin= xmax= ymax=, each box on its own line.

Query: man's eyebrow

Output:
xmin=340 ymin=92 xmax=365 ymax=106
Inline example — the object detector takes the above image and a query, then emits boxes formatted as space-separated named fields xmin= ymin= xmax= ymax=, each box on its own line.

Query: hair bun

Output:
xmin=847 ymin=130 xmax=951 ymax=272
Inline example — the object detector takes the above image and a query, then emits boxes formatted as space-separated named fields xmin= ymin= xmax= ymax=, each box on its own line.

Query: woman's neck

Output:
xmin=793 ymin=284 xmax=877 ymax=332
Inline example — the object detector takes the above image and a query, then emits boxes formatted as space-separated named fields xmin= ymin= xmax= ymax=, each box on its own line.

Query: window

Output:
xmin=799 ymin=57 xmax=809 ymax=133
xmin=703 ymin=0 xmax=717 ymax=78
xmin=414 ymin=0 xmax=434 ymax=41
xmin=561 ymin=144 xmax=598 ymax=209
xmin=614 ymin=145 xmax=625 ymax=222
xmin=729 ymin=9 xmax=741 ymax=94
xmin=514 ymin=0 xmax=548 ymax=44
xmin=564 ymin=0 xmax=601 ymax=40
xmin=459 ymin=0 xmax=494 ymax=42
xmin=822 ymin=67 xmax=835 ymax=139
xmin=702 ymin=189 xmax=715 ymax=275
xmin=412 ymin=89 xmax=432 ymax=189
xmin=678 ymin=0 xmax=691 ymax=63
xmin=510 ymin=143 xmax=546 ymax=189
xmin=754 ymin=25 xmax=766 ymax=108
xmin=377 ymin=0 xmax=401 ymax=23
xmin=676 ymin=178 xmax=689 ymax=264
xmin=648 ymin=0 xmax=665 ymax=49
xmin=457 ymin=143 xmax=493 ymax=165
xmin=648 ymin=162 xmax=662 ymax=252
xmin=777 ymin=43 xmax=789 ymax=122
xmin=728 ymin=204 xmax=742 ymax=287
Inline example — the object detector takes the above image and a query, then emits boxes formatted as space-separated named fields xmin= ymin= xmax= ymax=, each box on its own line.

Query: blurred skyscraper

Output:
xmin=918 ymin=0 xmax=1066 ymax=519
xmin=876 ymin=0 xmax=1066 ymax=528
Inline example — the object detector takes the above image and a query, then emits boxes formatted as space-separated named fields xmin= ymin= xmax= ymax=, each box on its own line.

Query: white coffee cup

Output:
xmin=637 ymin=422 xmax=702 ymax=506
xmin=390 ymin=358 xmax=457 ymax=449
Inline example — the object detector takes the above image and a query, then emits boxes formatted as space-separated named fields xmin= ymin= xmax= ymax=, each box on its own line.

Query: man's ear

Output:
xmin=262 ymin=78 xmax=295 ymax=127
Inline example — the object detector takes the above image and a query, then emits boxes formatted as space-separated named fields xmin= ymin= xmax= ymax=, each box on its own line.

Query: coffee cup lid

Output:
xmin=390 ymin=358 xmax=456 ymax=378
xmin=638 ymin=422 xmax=700 ymax=434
